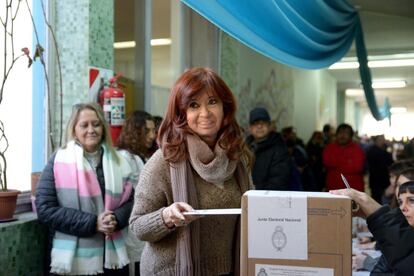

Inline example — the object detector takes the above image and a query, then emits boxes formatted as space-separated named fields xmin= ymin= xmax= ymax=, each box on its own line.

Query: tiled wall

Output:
xmin=51 ymin=0 xmax=114 ymax=149
xmin=89 ymin=0 xmax=114 ymax=69
xmin=0 ymin=213 xmax=46 ymax=275
xmin=52 ymin=0 xmax=89 ymax=148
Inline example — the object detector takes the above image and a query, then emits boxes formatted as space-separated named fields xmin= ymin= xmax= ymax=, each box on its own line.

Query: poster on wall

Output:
xmin=89 ymin=66 xmax=113 ymax=103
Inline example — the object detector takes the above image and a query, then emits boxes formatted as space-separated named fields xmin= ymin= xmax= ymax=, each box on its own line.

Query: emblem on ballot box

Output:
xmin=271 ymin=226 xmax=287 ymax=251
xmin=257 ymin=268 xmax=268 ymax=276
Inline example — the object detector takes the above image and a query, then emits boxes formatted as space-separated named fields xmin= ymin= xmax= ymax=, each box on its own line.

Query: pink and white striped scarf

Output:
xmin=51 ymin=140 xmax=133 ymax=275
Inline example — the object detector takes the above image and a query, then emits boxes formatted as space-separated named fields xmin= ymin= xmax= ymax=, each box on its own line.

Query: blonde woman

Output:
xmin=36 ymin=103 xmax=134 ymax=275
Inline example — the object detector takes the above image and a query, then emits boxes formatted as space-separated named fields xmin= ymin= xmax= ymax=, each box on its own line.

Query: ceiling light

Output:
xmin=329 ymin=62 xmax=359 ymax=69
xmin=114 ymin=38 xmax=172 ymax=49
xmin=390 ymin=107 xmax=407 ymax=114
xmin=368 ymin=59 xmax=414 ymax=68
xmin=371 ymin=80 xmax=406 ymax=89
xmin=150 ymin=38 xmax=172 ymax=46
xmin=114 ymin=41 xmax=136 ymax=49
xmin=345 ymin=89 xmax=363 ymax=97
xmin=329 ymin=53 xmax=414 ymax=69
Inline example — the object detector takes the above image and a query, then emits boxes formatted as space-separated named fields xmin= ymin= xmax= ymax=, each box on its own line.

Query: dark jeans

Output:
xmin=134 ymin=262 xmax=141 ymax=276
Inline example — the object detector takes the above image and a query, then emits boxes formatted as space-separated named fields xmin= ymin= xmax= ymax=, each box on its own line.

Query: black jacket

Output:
xmin=366 ymin=145 xmax=393 ymax=202
xmin=246 ymin=131 xmax=291 ymax=190
xmin=371 ymin=255 xmax=393 ymax=275
xmin=367 ymin=206 xmax=414 ymax=276
xmin=36 ymin=151 xmax=134 ymax=266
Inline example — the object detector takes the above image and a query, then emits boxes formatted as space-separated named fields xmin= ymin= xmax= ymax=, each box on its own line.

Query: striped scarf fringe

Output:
xmin=51 ymin=141 xmax=133 ymax=275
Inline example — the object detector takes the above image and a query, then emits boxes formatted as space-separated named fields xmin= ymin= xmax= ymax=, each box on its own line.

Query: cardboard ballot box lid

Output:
xmin=241 ymin=191 xmax=352 ymax=276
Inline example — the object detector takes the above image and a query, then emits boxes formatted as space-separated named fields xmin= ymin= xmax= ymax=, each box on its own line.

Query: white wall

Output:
xmin=292 ymin=70 xmax=337 ymax=142
xmin=150 ymin=85 xmax=170 ymax=117
xmin=318 ymin=71 xmax=337 ymax=130
xmin=345 ymin=97 xmax=357 ymax=128
xmin=220 ymin=33 xmax=341 ymax=141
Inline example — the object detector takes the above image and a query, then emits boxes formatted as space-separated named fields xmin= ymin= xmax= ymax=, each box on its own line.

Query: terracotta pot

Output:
xmin=0 ymin=189 xmax=20 ymax=220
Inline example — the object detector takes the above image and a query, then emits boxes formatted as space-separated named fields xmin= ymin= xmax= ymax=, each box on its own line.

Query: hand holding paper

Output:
xmin=183 ymin=208 xmax=241 ymax=216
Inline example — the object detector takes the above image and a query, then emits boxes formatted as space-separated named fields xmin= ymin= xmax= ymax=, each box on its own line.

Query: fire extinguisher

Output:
xmin=99 ymin=74 xmax=125 ymax=145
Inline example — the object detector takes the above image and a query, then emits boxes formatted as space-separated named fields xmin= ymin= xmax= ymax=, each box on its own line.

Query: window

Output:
xmin=0 ymin=0 xmax=33 ymax=192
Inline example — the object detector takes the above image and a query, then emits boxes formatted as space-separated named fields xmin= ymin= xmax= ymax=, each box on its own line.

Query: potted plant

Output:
xmin=0 ymin=114 xmax=20 ymax=220
xmin=0 ymin=0 xmax=35 ymax=220
xmin=0 ymin=0 xmax=63 ymax=220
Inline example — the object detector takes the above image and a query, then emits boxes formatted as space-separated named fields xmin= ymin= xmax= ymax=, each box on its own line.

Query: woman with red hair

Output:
xmin=129 ymin=67 xmax=252 ymax=276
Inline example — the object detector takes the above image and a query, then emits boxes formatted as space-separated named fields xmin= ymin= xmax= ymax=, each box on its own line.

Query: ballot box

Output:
xmin=241 ymin=190 xmax=352 ymax=276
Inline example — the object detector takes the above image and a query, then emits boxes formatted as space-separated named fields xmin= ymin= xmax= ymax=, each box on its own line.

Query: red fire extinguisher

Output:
xmin=99 ymin=74 xmax=125 ymax=145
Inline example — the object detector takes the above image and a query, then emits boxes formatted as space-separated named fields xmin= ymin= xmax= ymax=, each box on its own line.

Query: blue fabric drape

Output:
xmin=181 ymin=0 xmax=390 ymax=121
xmin=354 ymin=17 xmax=391 ymax=120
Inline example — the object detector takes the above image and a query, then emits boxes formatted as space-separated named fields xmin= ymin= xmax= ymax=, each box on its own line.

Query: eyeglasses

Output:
xmin=72 ymin=103 xmax=85 ymax=112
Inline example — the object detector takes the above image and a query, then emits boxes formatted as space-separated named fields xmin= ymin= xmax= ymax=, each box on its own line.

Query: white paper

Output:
xmin=352 ymin=272 xmax=370 ymax=276
xmin=248 ymin=191 xmax=308 ymax=260
xmin=255 ymin=264 xmax=333 ymax=276
xmin=245 ymin=189 xmax=348 ymax=199
xmin=182 ymin=208 xmax=241 ymax=215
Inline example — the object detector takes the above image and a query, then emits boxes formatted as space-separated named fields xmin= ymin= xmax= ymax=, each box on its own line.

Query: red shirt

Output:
xmin=323 ymin=142 xmax=365 ymax=191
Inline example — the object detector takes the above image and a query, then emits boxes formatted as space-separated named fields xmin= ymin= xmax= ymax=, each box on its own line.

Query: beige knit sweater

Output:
xmin=129 ymin=149 xmax=244 ymax=276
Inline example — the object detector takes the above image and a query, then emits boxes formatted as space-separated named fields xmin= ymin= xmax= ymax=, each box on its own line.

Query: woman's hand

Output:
xmin=330 ymin=188 xmax=381 ymax=218
xmin=384 ymin=181 xmax=396 ymax=197
xmin=97 ymin=210 xmax=117 ymax=236
xmin=162 ymin=202 xmax=200 ymax=228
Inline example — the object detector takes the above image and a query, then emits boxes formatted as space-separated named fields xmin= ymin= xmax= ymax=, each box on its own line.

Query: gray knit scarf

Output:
xmin=169 ymin=134 xmax=250 ymax=276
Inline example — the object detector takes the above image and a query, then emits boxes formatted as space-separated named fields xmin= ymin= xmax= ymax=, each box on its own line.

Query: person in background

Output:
xmin=331 ymin=185 xmax=414 ymax=275
xmin=366 ymin=135 xmax=394 ymax=203
xmin=322 ymin=123 xmax=334 ymax=145
xmin=152 ymin=115 xmax=163 ymax=136
xmin=129 ymin=67 xmax=252 ymax=275
xmin=148 ymin=115 xmax=163 ymax=156
xmin=397 ymin=181 xmax=414 ymax=227
xmin=382 ymin=160 xmax=414 ymax=206
xmin=117 ymin=111 xmax=152 ymax=275
xmin=245 ymin=107 xmax=292 ymax=190
xmin=323 ymin=123 xmax=365 ymax=191
xmin=281 ymin=126 xmax=305 ymax=148
xmin=352 ymin=162 xmax=414 ymax=272
xmin=402 ymin=138 xmax=414 ymax=159
xmin=306 ymin=131 xmax=326 ymax=191
xmin=117 ymin=111 xmax=156 ymax=163
xmin=283 ymin=127 xmax=317 ymax=191
xmin=36 ymin=103 xmax=134 ymax=275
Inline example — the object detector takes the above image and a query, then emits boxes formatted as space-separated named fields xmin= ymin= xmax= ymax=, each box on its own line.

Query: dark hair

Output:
xmin=282 ymin=126 xmax=294 ymax=136
xmin=389 ymin=162 xmax=414 ymax=208
xmin=336 ymin=123 xmax=354 ymax=137
xmin=389 ymin=159 xmax=414 ymax=176
xmin=398 ymin=168 xmax=414 ymax=182
xmin=153 ymin=116 xmax=163 ymax=129
xmin=372 ymin=135 xmax=385 ymax=143
xmin=323 ymin=124 xmax=331 ymax=133
xmin=398 ymin=181 xmax=414 ymax=197
xmin=158 ymin=67 xmax=251 ymax=164
xmin=117 ymin=110 xmax=154 ymax=158
xmin=307 ymin=131 xmax=323 ymax=145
